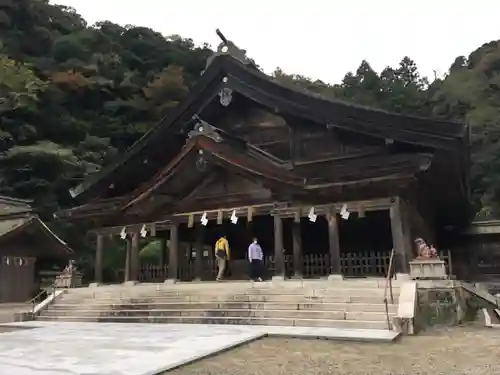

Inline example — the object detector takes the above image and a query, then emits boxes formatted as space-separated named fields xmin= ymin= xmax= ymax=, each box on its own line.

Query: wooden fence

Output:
xmin=111 ymin=250 xmax=452 ymax=283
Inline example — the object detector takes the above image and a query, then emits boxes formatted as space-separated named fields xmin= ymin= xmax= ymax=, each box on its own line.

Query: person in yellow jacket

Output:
xmin=214 ymin=235 xmax=230 ymax=281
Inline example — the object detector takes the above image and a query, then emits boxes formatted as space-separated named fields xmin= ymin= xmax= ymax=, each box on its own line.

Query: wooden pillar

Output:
xmin=289 ymin=124 xmax=297 ymax=167
xmin=390 ymin=198 xmax=411 ymax=274
xmin=95 ymin=233 xmax=104 ymax=283
xmin=194 ymin=225 xmax=204 ymax=280
xmin=327 ymin=212 xmax=342 ymax=276
xmin=168 ymin=224 xmax=179 ymax=280
xmin=273 ymin=215 xmax=285 ymax=279
xmin=124 ymin=238 xmax=131 ymax=282
xmin=159 ymin=234 xmax=167 ymax=268
xmin=246 ymin=217 xmax=254 ymax=244
xmin=292 ymin=220 xmax=303 ymax=278
xmin=130 ymin=232 xmax=140 ymax=281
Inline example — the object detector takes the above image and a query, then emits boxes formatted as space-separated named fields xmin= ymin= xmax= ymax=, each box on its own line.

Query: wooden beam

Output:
xmin=274 ymin=215 xmax=284 ymax=278
xmin=194 ymin=224 xmax=204 ymax=280
xmin=405 ymin=196 xmax=435 ymax=245
xmin=95 ymin=234 xmax=104 ymax=283
xmin=130 ymin=232 xmax=140 ymax=281
xmin=89 ymin=197 xmax=396 ymax=235
xmin=168 ymin=224 xmax=179 ymax=280
xmin=390 ymin=197 xmax=411 ymax=274
xmin=289 ymin=124 xmax=297 ymax=167
xmin=247 ymin=218 xmax=254 ymax=243
xmin=124 ymin=238 xmax=131 ymax=282
xmin=327 ymin=212 xmax=341 ymax=275
xmin=159 ymin=234 xmax=167 ymax=269
xmin=292 ymin=220 xmax=303 ymax=277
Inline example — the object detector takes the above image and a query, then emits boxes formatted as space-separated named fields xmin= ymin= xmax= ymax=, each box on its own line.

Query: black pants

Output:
xmin=249 ymin=259 xmax=263 ymax=280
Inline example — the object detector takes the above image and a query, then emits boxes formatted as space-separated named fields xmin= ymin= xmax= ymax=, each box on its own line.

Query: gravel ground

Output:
xmin=167 ymin=326 xmax=500 ymax=375
xmin=0 ymin=326 xmax=30 ymax=333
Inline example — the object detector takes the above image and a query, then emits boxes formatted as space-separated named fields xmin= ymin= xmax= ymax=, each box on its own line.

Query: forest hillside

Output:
xmin=1 ymin=1 xmax=499 ymax=264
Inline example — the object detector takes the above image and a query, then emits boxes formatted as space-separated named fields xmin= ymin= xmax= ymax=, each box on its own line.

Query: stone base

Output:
xmin=13 ymin=312 xmax=34 ymax=322
xmin=164 ymin=279 xmax=178 ymax=284
xmin=327 ymin=274 xmax=344 ymax=281
xmin=395 ymin=281 xmax=417 ymax=335
xmin=54 ymin=273 xmax=83 ymax=288
xmin=123 ymin=280 xmax=139 ymax=286
xmin=396 ymin=273 xmax=410 ymax=281
xmin=272 ymin=275 xmax=285 ymax=282
xmin=392 ymin=316 xmax=415 ymax=335
xmin=409 ymin=259 xmax=447 ymax=280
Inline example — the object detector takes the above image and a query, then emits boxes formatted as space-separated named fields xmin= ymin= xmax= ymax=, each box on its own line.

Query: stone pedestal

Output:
xmin=409 ymin=258 xmax=447 ymax=280
xmin=123 ymin=280 xmax=139 ymax=286
xmin=13 ymin=311 xmax=34 ymax=322
xmin=327 ymin=274 xmax=343 ymax=281
xmin=272 ymin=275 xmax=285 ymax=282
xmin=54 ymin=271 xmax=82 ymax=288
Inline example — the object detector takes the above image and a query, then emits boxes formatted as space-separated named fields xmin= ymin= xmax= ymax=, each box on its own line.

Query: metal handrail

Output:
xmin=383 ymin=248 xmax=396 ymax=330
xmin=28 ymin=284 xmax=56 ymax=314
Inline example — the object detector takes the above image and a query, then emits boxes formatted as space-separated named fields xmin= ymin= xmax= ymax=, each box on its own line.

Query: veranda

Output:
xmin=90 ymin=197 xmax=452 ymax=285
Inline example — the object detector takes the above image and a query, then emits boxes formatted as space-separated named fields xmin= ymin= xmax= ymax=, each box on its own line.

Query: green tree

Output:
xmin=1 ymin=0 xmax=500 ymax=271
xmin=0 ymin=54 xmax=46 ymax=112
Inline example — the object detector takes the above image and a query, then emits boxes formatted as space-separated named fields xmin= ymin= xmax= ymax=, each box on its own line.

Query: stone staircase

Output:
xmin=37 ymin=279 xmax=400 ymax=330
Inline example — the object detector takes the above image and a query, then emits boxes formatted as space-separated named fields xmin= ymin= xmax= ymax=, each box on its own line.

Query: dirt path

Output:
xmin=168 ymin=326 xmax=500 ymax=375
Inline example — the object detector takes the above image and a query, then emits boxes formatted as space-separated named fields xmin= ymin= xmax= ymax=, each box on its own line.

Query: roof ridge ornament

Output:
xmin=189 ymin=115 xmax=223 ymax=142
xmin=203 ymin=29 xmax=251 ymax=72
xmin=219 ymin=87 xmax=233 ymax=107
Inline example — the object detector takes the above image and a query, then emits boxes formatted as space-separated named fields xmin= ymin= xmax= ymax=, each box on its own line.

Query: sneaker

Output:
xmin=257 ymin=277 xmax=263 ymax=282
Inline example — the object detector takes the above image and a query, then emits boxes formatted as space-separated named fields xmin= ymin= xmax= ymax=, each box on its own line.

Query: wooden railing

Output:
xmin=28 ymin=284 xmax=56 ymax=314
xmin=115 ymin=249 xmax=452 ymax=284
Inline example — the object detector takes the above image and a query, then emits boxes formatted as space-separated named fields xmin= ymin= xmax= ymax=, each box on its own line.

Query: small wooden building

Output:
xmin=0 ymin=196 xmax=72 ymax=302
xmin=56 ymin=33 xmax=470 ymax=283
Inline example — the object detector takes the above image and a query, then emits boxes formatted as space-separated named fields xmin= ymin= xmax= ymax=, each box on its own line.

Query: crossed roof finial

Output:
xmin=203 ymin=29 xmax=251 ymax=73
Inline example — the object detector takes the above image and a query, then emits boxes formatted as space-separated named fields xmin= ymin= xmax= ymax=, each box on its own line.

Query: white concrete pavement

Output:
xmin=0 ymin=321 xmax=399 ymax=375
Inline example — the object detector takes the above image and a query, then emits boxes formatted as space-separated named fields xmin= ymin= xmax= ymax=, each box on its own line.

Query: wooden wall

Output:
xmin=0 ymin=256 xmax=36 ymax=302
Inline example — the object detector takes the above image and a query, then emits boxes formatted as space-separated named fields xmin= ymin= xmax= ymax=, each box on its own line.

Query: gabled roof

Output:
xmin=56 ymin=127 xmax=436 ymax=225
xmin=0 ymin=194 xmax=73 ymax=257
xmin=0 ymin=195 xmax=33 ymax=217
xmin=70 ymin=50 xmax=468 ymax=203
xmin=0 ymin=215 xmax=73 ymax=257
xmin=123 ymin=133 xmax=305 ymax=211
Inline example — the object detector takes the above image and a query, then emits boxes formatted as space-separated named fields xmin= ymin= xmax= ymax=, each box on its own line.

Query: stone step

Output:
xmin=57 ymin=294 xmax=398 ymax=305
xmin=48 ymin=301 xmax=397 ymax=313
xmin=40 ymin=308 xmax=394 ymax=321
xmin=64 ymin=288 xmax=399 ymax=300
xmin=75 ymin=283 xmax=399 ymax=292
xmin=36 ymin=314 xmax=392 ymax=329
xmin=68 ymin=279 xmax=402 ymax=293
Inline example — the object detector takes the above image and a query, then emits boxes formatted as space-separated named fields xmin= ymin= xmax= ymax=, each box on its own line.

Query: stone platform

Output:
xmin=38 ymin=279 xmax=400 ymax=330
xmin=0 ymin=321 xmax=399 ymax=375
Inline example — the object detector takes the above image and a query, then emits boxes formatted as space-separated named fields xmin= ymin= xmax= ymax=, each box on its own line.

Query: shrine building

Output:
xmin=0 ymin=196 xmax=73 ymax=302
xmin=55 ymin=32 xmax=471 ymax=284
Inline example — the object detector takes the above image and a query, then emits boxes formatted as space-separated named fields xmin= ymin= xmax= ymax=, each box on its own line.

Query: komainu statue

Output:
xmin=414 ymin=237 xmax=437 ymax=259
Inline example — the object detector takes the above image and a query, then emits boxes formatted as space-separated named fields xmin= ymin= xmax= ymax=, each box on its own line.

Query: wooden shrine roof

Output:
xmin=69 ymin=52 xmax=469 ymax=204
xmin=56 ymin=126 xmax=436 ymax=226
xmin=0 ymin=197 xmax=73 ymax=257
xmin=123 ymin=133 xmax=306 ymax=210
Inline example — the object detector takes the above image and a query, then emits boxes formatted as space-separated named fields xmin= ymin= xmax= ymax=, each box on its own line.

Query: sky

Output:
xmin=52 ymin=0 xmax=500 ymax=84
